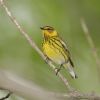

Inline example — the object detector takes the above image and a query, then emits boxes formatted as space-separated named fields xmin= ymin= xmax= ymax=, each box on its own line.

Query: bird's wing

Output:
xmin=60 ymin=39 xmax=70 ymax=55
xmin=60 ymin=39 xmax=74 ymax=67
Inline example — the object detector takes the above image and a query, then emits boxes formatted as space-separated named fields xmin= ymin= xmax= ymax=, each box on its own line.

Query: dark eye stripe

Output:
xmin=48 ymin=28 xmax=52 ymax=30
xmin=42 ymin=26 xmax=54 ymax=30
xmin=45 ymin=27 xmax=54 ymax=30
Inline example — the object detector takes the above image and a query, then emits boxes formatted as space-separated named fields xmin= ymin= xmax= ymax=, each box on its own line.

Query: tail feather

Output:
xmin=67 ymin=65 xmax=78 ymax=79
xmin=63 ymin=62 xmax=78 ymax=79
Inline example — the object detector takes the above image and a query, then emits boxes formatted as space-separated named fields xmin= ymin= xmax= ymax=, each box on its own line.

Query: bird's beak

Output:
xmin=40 ymin=27 xmax=44 ymax=30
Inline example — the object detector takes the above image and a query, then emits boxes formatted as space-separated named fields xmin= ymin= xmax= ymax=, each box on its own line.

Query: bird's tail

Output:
xmin=63 ymin=62 xmax=78 ymax=79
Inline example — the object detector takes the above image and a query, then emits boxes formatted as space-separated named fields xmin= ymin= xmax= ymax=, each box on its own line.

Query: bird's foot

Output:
xmin=45 ymin=57 xmax=51 ymax=64
xmin=55 ymin=68 xmax=61 ymax=75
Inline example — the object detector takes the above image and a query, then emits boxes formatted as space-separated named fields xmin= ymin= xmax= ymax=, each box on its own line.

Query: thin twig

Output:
xmin=0 ymin=0 xmax=72 ymax=91
xmin=52 ymin=92 xmax=100 ymax=100
xmin=0 ymin=88 xmax=12 ymax=100
xmin=0 ymin=92 xmax=12 ymax=100
xmin=80 ymin=18 xmax=100 ymax=78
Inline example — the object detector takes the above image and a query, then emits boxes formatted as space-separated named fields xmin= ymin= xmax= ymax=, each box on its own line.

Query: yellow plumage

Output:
xmin=40 ymin=26 xmax=77 ymax=79
xmin=43 ymin=37 xmax=68 ymax=65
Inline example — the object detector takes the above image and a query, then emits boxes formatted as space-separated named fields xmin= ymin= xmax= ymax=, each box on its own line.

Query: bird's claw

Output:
xmin=45 ymin=57 xmax=50 ymax=64
xmin=55 ymin=68 xmax=61 ymax=75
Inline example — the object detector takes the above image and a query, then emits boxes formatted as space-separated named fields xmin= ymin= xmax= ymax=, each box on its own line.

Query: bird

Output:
xmin=40 ymin=26 xmax=77 ymax=79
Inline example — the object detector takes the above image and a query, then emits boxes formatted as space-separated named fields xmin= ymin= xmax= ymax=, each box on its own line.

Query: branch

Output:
xmin=0 ymin=70 xmax=99 ymax=100
xmin=52 ymin=92 xmax=100 ymax=100
xmin=0 ymin=70 xmax=60 ymax=100
xmin=0 ymin=0 xmax=72 ymax=91
xmin=80 ymin=18 xmax=100 ymax=79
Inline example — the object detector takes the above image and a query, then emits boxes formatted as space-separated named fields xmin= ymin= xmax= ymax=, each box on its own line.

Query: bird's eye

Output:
xmin=47 ymin=27 xmax=54 ymax=31
xmin=47 ymin=28 xmax=51 ymax=30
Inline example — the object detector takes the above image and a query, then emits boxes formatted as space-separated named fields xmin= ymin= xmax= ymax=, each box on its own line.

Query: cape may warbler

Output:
xmin=40 ymin=26 xmax=77 ymax=79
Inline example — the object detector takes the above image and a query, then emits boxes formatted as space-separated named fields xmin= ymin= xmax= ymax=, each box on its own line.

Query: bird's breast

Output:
xmin=43 ymin=42 xmax=68 ymax=65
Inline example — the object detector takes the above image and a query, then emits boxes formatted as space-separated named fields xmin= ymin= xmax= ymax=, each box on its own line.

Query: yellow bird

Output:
xmin=40 ymin=26 xmax=77 ymax=79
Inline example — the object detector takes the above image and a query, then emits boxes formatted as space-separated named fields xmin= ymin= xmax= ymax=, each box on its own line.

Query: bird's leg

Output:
xmin=45 ymin=56 xmax=51 ymax=64
xmin=56 ymin=64 xmax=63 ymax=75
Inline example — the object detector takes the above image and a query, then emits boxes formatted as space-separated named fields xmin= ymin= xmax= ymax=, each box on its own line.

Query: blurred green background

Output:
xmin=0 ymin=0 xmax=100 ymax=99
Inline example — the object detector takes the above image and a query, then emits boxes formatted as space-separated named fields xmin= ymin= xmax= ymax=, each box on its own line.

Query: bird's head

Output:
xmin=40 ymin=26 xmax=58 ymax=38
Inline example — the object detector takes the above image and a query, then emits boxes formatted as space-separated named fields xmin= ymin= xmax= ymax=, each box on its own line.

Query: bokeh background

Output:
xmin=0 ymin=0 xmax=100 ymax=99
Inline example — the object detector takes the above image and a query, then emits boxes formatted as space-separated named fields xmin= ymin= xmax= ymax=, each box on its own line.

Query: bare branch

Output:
xmin=0 ymin=70 xmax=99 ymax=100
xmin=80 ymin=18 xmax=100 ymax=78
xmin=52 ymin=92 xmax=100 ymax=100
xmin=0 ymin=70 xmax=60 ymax=100
xmin=0 ymin=0 xmax=72 ymax=91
